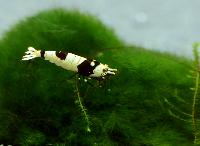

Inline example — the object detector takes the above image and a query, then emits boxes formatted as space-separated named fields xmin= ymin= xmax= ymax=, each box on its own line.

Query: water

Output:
xmin=0 ymin=0 xmax=200 ymax=57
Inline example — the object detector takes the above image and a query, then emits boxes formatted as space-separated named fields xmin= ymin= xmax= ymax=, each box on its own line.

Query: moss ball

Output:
xmin=0 ymin=8 xmax=194 ymax=145
xmin=94 ymin=48 xmax=193 ymax=146
xmin=0 ymin=8 xmax=122 ymax=145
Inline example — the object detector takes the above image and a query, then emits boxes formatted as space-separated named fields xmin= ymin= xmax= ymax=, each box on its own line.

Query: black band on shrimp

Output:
xmin=40 ymin=50 xmax=45 ymax=58
xmin=77 ymin=60 xmax=100 ymax=76
xmin=56 ymin=51 xmax=68 ymax=60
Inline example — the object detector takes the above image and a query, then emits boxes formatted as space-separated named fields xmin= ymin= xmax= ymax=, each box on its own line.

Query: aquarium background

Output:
xmin=0 ymin=0 xmax=200 ymax=57
xmin=0 ymin=2 xmax=200 ymax=146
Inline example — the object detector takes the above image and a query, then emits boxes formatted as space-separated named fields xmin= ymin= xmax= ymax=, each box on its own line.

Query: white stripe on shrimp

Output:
xmin=22 ymin=47 xmax=117 ymax=79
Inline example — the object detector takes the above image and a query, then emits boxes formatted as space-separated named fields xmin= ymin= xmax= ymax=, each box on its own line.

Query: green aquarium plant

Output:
xmin=191 ymin=42 xmax=200 ymax=145
xmin=0 ymin=8 xmax=122 ymax=145
xmin=0 ymin=8 xmax=196 ymax=146
xmin=164 ymin=43 xmax=200 ymax=145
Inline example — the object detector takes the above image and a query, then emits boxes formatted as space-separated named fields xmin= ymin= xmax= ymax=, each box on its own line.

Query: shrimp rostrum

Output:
xmin=22 ymin=47 xmax=117 ymax=80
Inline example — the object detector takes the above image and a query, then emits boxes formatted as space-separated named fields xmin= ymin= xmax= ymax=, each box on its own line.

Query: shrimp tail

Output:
xmin=22 ymin=47 xmax=41 ymax=60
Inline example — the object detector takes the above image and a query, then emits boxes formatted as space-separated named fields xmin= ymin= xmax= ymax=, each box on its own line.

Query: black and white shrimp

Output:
xmin=22 ymin=47 xmax=117 ymax=80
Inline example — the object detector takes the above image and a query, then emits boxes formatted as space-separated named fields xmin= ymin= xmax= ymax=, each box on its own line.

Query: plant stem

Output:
xmin=75 ymin=75 xmax=91 ymax=132
xmin=192 ymin=43 xmax=200 ymax=144
xmin=192 ymin=70 xmax=199 ymax=144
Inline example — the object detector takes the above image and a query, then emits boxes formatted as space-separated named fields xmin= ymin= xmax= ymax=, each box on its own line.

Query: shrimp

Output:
xmin=22 ymin=47 xmax=117 ymax=79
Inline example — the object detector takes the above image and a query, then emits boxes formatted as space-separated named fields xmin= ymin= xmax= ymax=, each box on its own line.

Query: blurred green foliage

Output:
xmin=0 ymin=8 xmax=196 ymax=146
xmin=190 ymin=42 xmax=200 ymax=145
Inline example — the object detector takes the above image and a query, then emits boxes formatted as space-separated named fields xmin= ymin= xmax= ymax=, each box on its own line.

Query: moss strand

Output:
xmin=192 ymin=42 xmax=200 ymax=144
xmin=75 ymin=75 xmax=91 ymax=132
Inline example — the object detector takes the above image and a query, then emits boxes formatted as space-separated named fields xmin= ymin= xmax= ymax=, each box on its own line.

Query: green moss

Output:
xmin=143 ymin=127 xmax=192 ymax=146
xmin=17 ymin=127 xmax=46 ymax=146
xmin=0 ymin=8 xmax=195 ymax=145
xmin=0 ymin=8 xmax=122 ymax=145
xmin=93 ymin=47 xmax=193 ymax=145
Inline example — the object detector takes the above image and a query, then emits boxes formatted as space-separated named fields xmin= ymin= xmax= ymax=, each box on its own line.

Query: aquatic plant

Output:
xmin=191 ymin=42 xmax=200 ymax=145
xmin=0 ymin=8 xmax=196 ymax=145
xmin=75 ymin=75 xmax=91 ymax=132
xmin=0 ymin=8 xmax=122 ymax=145
xmin=163 ymin=43 xmax=200 ymax=145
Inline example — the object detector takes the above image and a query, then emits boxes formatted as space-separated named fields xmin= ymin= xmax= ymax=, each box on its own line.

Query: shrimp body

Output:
xmin=22 ymin=47 xmax=117 ymax=79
